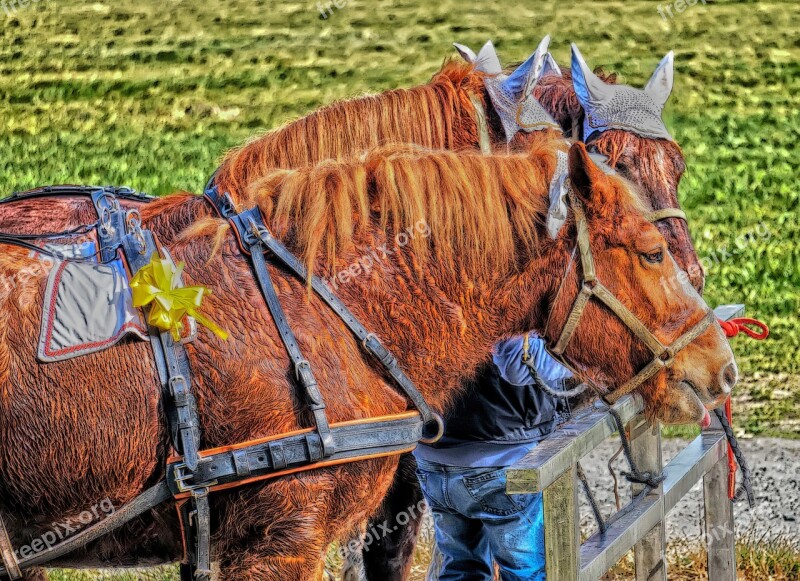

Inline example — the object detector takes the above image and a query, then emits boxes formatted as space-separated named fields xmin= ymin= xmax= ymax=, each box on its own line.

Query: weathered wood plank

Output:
xmin=507 ymin=396 xmax=642 ymax=494
xmin=579 ymin=432 xmax=727 ymax=581
xmin=714 ymin=304 xmax=745 ymax=321
xmin=704 ymin=455 xmax=737 ymax=580
xmin=663 ymin=432 xmax=727 ymax=511
xmin=543 ymin=464 xmax=580 ymax=581
xmin=630 ymin=419 xmax=667 ymax=581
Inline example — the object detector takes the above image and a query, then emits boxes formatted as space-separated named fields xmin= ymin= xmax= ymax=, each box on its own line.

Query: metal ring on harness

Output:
xmin=126 ymin=209 xmax=147 ymax=255
xmin=419 ymin=413 xmax=445 ymax=445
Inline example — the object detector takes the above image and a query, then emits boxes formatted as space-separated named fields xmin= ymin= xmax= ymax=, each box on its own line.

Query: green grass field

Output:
xmin=5 ymin=0 xmax=794 ymax=436
xmin=1 ymin=2 xmax=798 ymax=578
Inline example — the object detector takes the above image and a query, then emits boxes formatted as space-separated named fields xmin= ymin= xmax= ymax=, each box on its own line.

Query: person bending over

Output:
xmin=415 ymin=335 xmax=572 ymax=581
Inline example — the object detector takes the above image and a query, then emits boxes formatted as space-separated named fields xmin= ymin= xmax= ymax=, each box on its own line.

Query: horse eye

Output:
xmin=643 ymin=250 xmax=664 ymax=264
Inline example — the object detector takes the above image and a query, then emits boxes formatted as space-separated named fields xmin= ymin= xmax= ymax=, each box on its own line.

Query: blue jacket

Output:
xmin=414 ymin=336 xmax=572 ymax=467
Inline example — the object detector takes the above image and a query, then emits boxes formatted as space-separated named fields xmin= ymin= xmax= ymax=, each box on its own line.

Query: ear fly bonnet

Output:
xmin=570 ymin=43 xmax=674 ymax=141
xmin=454 ymin=36 xmax=562 ymax=142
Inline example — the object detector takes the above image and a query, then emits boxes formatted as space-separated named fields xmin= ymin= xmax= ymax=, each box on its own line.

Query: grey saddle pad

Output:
xmin=37 ymin=242 xmax=147 ymax=363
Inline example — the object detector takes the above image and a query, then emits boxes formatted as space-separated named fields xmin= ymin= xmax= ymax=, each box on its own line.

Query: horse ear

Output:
xmin=644 ymin=51 xmax=674 ymax=109
xmin=570 ymin=43 xmax=609 ymax=111
xmin=542 ymin=52 xmax=562 ymax=78
xmin=568 ymin=141 xmax=613 ymax=207
xmin=501 ymin=34 xmax=551 ymax=98
xmin=453 ymin=42 xmax=478 ymax=63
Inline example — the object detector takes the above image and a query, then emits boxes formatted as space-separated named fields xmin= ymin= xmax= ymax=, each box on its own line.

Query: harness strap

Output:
xmin=167 ymin=412 xmax=424 ymax=498
xmin=2 ymin=185 xmax=155 ymax=206
xmin=0 ymin=482 xmax=172 ymax=578
xmin=245 ymin=218 xmax=335 ymax=457
xmin=468 ymin=92 xmax=492 ymax=155
xmin=0 ymin=512 xmax=21 ymax=580
xmin=206 ymin=187 xmax=444 ymax=443
xmin=102 ymin=199 xmax=210 ymax=581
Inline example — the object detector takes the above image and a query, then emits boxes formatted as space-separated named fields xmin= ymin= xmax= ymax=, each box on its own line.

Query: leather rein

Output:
xmin=544 ymin=185 xmax=715 ymax=405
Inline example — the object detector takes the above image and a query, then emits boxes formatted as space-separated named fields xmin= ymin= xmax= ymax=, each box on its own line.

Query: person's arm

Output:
xmin=492 ymin=335 xmax=572 ymax=387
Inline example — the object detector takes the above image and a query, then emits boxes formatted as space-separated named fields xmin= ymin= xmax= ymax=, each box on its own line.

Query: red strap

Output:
xmin=725 ymin=397 xmax=737 ymax=500
xmin=718 ymin=317 xmax=769 ymax=340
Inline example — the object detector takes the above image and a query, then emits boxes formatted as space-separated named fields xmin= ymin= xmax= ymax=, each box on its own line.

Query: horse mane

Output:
xmin=215 ymin=60 xmax=486 ymax=202
xmin=241 ymin=140 xmax=563 ymax=280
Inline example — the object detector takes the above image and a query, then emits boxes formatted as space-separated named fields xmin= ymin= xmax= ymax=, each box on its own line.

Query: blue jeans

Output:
xmin=416 ymin=459 xmax=546 ymax=581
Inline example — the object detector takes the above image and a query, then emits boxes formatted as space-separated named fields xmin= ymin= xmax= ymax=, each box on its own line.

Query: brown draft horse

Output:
xmin=208 ymin=51 xmax=703 ymax=578
xmin=0 ymin=143 xmax=736 ymax=580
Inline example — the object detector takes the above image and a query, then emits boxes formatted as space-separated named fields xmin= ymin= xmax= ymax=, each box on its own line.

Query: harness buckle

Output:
xmin=220 ymin=193 xmax=236 ymax=217
xmin=173 ymin=463 xmax=218 ymax=494
xmin=126 ymin=209 xmax=147 ymax=255
xmin=362 ymin=332 xmax=379 ymax=350
xmin=295 ymin=359 xmax=311 ymax=381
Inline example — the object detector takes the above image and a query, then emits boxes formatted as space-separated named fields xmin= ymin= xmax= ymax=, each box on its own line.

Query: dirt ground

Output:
xmin=576 ymin=437 xmax=800 ymax=542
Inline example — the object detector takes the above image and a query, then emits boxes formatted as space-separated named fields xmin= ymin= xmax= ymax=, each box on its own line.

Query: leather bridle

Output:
xmin=544 ymin=184 xmax=716 ymax=405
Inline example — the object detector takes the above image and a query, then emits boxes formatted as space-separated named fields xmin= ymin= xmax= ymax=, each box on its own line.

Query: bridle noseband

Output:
xmin=545 ymin=185 xmax=716 ymax=404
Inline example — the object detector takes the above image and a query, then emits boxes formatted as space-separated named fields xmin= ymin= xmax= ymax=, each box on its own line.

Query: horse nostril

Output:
xmin=721 ymin=362 xmax=738 ymax=393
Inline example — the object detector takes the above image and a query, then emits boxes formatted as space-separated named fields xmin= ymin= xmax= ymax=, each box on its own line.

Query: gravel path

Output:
xmin=576 ymin=437 xmax=800 ymax=542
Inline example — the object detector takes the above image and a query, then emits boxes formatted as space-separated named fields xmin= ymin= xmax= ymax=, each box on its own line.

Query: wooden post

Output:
xmin=630 ymin=419 xmax=667 ymax=581
xmin=543 ymin=464 xmax=580 ymax=581
xmin=703 ymin=417 xmax=737 ymax=580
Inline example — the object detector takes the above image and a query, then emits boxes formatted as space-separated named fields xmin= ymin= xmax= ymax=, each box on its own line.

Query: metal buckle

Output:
xmin=362 ymin=332 xmax=379 ymax=350
xmin=295 ymin=359 xmax=311 ymax=380
xmin=126 ymin=209 xmax=147 ymax=255
xmin=169 ymin=375 xmax=189 ymax=400
xmin=173 ymin=463 xmax=217 ymax=494
xmin=220 ymin=192 xmax=236 ymax=217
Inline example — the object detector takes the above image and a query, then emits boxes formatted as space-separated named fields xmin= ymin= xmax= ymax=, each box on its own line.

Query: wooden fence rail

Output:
xmin=507 ymin=304 xmax=744 ymax=581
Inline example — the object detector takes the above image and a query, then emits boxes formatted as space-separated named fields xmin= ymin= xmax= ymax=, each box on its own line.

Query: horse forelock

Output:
xmin=534 ymin=66 xmax=619 ymax=131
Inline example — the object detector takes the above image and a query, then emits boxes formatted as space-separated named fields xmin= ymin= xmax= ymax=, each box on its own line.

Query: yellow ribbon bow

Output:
xmin=130 ymin=254 xmax=229 ymax=341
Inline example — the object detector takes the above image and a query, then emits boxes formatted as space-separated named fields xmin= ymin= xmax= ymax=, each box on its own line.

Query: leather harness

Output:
xmin=0 ymin=184 xmax=439 ymax=580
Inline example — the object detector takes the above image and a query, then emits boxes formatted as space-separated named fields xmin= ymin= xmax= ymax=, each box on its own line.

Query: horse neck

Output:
xmin=327 ymin=233 xmax=568 ymax=412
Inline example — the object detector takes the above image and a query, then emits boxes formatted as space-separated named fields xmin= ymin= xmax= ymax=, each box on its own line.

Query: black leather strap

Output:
xmin=167 ymin=413 xmax=423 ymax=495
xmin=249 ymin=243 xmax=336 ymax=457
xmin=0 ymin=481 xmax=173 ymax=578
xmin=205 ymin=183 xmax=441 ymax=440
xmin=109 ymin=203 xmax=210 ymax=580
xmin=218 ymin=201 xmax=442 ymax=441
xmin=3 ymin=185 xmax=154 ymax=205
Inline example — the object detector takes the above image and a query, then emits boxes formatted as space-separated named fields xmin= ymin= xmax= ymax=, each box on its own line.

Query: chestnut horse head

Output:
xmin=534 ymin=44 xmax=704 ymax=293
xmin=241 ymin=141 xmax=735 ymax=425
xmin=552 ymin=143 xmax=735 ymax=423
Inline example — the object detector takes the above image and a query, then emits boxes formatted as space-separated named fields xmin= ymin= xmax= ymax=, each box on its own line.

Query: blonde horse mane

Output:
xmin=240 ymin=141 xmax=567 ymax=279
xmin=214 ymin=61 xmax=486 ymax=203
